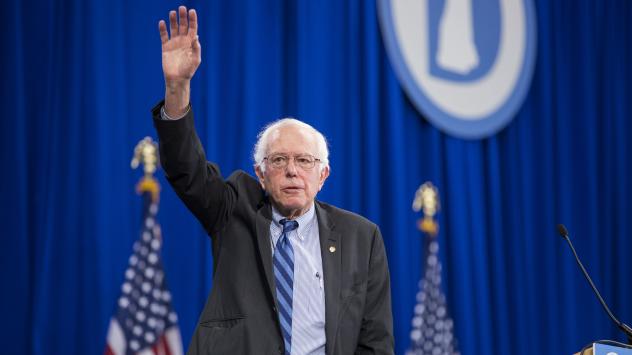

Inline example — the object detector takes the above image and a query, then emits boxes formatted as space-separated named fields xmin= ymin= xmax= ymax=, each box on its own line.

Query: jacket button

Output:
xmin=278 ymin=345 xmax=283 ymax=354
xmin=272 ymin=306 xmax=277 ymax=312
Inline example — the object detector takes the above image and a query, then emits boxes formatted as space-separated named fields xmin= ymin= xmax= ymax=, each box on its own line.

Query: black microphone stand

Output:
xmin=557 ymin=224 xmax=632 ymax=345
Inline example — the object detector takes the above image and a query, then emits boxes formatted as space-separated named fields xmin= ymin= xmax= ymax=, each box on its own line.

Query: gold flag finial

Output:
xmin=412 ymin=182 xmax=440 ymax=237
xmin=131 ymin=137 xmax=160 ymax=203
xmin=131 ymin=136 xmax=159 ymax=177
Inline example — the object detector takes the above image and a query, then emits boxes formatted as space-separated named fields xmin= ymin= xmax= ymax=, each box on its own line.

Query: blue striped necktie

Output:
xmin=274 ymin=218 xmax=299 ymax=355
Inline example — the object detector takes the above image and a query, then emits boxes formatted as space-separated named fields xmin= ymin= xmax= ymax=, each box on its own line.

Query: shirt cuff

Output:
xmin=160 ymin=104 xmax=190 ymax=120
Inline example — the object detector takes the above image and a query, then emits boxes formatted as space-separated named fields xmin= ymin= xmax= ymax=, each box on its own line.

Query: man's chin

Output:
xmin=280 ymin=202 xmax=305 ymax=211
xmin=274 ymin=199 xmax=309 ymax=216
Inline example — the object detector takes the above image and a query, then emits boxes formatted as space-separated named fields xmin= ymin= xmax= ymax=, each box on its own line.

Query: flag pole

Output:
xmin=104 ymin=136 xmax=184 ymax=355
xmin=407 ymin=182 xmax=460 ymax=355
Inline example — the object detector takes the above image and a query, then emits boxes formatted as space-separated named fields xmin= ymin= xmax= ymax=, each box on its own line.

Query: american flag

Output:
xmin=105 ymin=192 xmax=183 ymax=355
xmin=406 ymin=238 xmax=460 ymax=355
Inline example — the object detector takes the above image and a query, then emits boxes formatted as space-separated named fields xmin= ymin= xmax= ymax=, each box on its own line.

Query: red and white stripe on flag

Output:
xmin=105 ymin=319 xmax=183 ymax=355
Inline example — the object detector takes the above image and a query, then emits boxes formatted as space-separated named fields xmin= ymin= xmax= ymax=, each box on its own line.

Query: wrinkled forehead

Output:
xmin=266 ymin=125 xmax=318 ymax=155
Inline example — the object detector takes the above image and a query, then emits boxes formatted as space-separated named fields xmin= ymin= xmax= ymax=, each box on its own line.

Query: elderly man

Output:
xmin=152 ymin=6 xmax=394 ymax=355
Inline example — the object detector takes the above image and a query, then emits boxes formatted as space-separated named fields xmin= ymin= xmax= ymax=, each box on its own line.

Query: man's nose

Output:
xmin=285 ymin=158 xmax=299 ymax=176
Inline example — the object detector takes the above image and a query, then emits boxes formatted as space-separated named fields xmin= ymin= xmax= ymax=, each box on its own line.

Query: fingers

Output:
xmin=169 ymin=10 xmax=178 ymax=37
xmin=164 ymin=6 xmax=197 ymax=39
xmin=158 ymin=20 xmax=169 ymax=44
xmin=188 ymin=9 xmax=198 ymax=38
xmin=178 ymin=6 xmax=188 ymax=35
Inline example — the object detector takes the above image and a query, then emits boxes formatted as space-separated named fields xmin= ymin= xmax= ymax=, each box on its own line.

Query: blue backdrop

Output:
xmin=2 ymin=0 xmax=632 ymax=354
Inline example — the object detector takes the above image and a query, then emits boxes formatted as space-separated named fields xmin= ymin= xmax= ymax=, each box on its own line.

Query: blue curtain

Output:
xmin=2 ymin=0 xmax=632 ymax=354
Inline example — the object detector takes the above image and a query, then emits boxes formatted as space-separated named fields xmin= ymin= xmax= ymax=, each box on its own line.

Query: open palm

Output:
xmin=159 ymin=6 xmax=201 ymax=83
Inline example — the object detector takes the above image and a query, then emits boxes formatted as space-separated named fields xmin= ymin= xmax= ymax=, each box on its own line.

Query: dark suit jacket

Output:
xmin=153 ymin=103 xmax=394 ymax=355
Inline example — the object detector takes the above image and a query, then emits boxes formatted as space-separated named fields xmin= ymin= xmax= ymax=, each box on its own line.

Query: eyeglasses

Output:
xmin=264 ymin=153 xmax=322 ymax=170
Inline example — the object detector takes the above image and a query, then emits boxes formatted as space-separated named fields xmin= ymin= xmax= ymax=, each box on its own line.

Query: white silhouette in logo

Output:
xmin=437 ymin=0 xmax=479 ymax=74
xmin=389 ymin=0 xmax=527 ymax=120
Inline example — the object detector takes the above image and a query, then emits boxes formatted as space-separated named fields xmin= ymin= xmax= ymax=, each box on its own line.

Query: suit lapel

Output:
xmin=255 ymin=203 xmax=277 ymax=305
xmin=315 ymin=202 xmax=341 ymax=355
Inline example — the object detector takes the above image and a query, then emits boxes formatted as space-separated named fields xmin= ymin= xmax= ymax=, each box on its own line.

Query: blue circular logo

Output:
xmin=378 ymin=0 xmax=537 ymax=139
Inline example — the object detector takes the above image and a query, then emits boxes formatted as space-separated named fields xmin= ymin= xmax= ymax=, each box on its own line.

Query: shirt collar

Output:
xmin=271 ymin=203 xmax=316 ymax=241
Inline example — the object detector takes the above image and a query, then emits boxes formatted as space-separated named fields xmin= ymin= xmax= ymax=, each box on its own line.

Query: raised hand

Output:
xmin=158 ymin=6 xmax=201 ymax=117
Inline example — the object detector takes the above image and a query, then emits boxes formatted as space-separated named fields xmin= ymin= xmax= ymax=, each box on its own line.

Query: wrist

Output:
xmin=165 ymin=78 xmax=191 ymax=92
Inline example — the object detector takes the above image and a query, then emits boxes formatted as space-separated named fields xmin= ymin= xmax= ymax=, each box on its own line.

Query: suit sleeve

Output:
xmin=355 ymin=226 xmax=395 ymax=355
xmin=152 ymin=101 xmax=237 ymax=236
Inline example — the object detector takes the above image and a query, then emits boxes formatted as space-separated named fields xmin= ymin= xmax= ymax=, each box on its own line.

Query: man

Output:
xmin=153 ymin=6 xmax=394 ymax=354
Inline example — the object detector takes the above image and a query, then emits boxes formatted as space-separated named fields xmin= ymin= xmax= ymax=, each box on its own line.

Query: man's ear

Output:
xmin=318 ymin=165 xmax=330 ymax=191
xmin=255 ymin=165 xmax=266 ymax=190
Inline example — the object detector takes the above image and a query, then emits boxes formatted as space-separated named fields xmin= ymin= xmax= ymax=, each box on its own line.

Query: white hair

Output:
xmin=253 ymin=118 xmax=329 ymax=173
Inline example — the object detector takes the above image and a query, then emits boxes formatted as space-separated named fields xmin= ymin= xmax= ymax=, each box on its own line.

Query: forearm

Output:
xmin=152 ymin=103 xmax=234 ymax=235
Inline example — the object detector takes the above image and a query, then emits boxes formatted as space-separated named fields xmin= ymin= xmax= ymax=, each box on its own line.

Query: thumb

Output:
xmin=192 ymin=35 xmax=201 ymax=54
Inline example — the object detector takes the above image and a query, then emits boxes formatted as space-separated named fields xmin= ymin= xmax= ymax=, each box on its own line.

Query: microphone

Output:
xmin=557 ymin=224 xmax=632 ymax=344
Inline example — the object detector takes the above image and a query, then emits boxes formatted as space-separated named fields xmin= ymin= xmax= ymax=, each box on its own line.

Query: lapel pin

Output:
xmin=329 ymin=246 xmax=336 ymax=253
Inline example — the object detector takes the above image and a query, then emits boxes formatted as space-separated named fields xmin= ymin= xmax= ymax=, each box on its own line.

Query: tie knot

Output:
xmin=279 ymin=219 xmax=299 ymax=234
